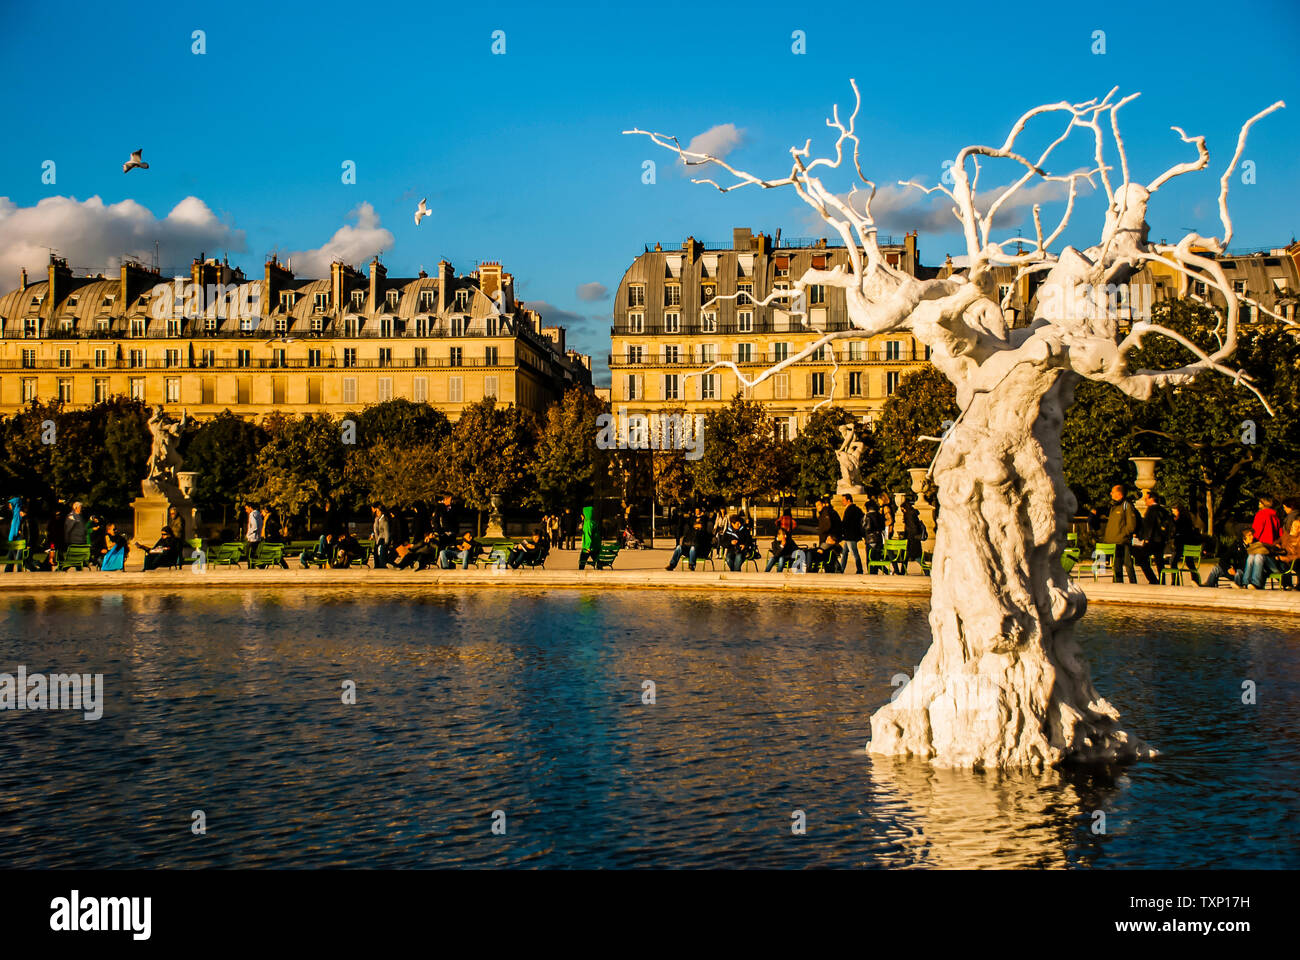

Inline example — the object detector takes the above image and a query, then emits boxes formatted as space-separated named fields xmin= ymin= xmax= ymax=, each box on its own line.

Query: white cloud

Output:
xmin=679 ymin=123 xmax=746 ymax=173
xmin=860 ymin=173 xmax=1096 ymax=235
xmin=576 ymin=281 xmax=608 ymax=302
xmin=283 ymin=202 xmax=394 ymax=276
xmin=0 ymin=194 xmax=246 ymax=282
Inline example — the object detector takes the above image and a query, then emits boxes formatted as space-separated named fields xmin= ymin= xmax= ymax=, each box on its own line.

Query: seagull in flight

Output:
xmin=123 ymin=149 xmax=148 ymax=173
xmin=414 ymin=198 xmax=431 ymax=226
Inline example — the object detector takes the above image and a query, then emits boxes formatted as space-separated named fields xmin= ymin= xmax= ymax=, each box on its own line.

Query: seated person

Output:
xmin=135 ymin=526 xmax=180 ymax=571
xmin=302 ymin=532 xmax=335 ymax=568
xmin=765 ymin=528 xmax=800 ymax=572
xmin=721 ymin=515 xmax=754 ymax=571
xmin=97 ymin=522 xmax=129 ymax=572
xmin=810 ymin=534 xmax=841 ymax=573
xmin=330 ymin=532 xmax=364 ymax=568
xmin=1202 ymin=529 xmax=1271 ymax=588
xmin=440 ymin=532 xmax=482 ymax=569
xmin=395 ymin=533 xmax=440 ymax=570
xmin=508 ymin=529 xmax=549 ymax=568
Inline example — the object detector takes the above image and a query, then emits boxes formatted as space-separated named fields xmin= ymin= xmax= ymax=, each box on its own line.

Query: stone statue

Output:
xmin=143 ymin=406 xmax=188 ymax=501
xmin=834 ymin=423 xmax=865 ymax=495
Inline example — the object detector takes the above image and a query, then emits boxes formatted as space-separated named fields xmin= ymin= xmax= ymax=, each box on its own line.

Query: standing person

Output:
xmin=245 ymin=502 xmax=264 ymax=549
xmin=546 ymin=512 xmax=561 ymax=547
xmin=1132 ymin=490 xmax=1170 ymax=584
xmin=578 ymin=504 xmax=601 ymax=570
xmin=371 ymin=504 xmax=391 ymax=569
xmin=1100 ymin=483 xmax=1139 ymax=583
xmin=838 ymin=494 xmax=865 ymax=575
xmin=863 ymin=497 xmax=886 ymax=573
xmin=1169 ymin=503 xmax=1203 ymax=585
xmin=777 ymin=506 xmax=796 ymax=537
xmin=561 ymin=507 xmax=577 ymax=551
xmin=897 ymin=498 xmax=926 ymax=574
xmin=432 ymin=494 xmax=458 ymax=551
xmin=5 ymin=497 xmax=31 ymax=572
xmin=167 ymin=505 xmax=186 ymax=542
xmin=64 ymin=501 xmax=88 ymax=547
xmin=876 ymin=491 xmax=896 ymax=540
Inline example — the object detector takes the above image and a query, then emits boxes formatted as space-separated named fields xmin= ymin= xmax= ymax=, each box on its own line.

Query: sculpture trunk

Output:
xmin=869 ymin=363 xmax=1153 ymax=769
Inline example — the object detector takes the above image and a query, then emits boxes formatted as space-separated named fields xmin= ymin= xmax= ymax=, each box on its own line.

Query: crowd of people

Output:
xmin=664 ymin=492 xmax=929 ymax=575
xmin=1086 ymin=485 xmax=1300 ymax=590
xmin=5 ymin=484 xmax=1298 ymax=590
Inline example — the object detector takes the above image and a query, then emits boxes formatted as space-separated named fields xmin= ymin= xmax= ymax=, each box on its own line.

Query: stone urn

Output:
xmin=1128 ymin=456 xmax=1162 ymax=498
xmin=485 ymin=493 xmax=505 ymax=538
xmin=177 ymin=471 xmax=199 ymax=500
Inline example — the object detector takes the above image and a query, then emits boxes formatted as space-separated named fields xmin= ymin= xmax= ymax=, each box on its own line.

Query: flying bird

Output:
xmin=414 ymin=198 xmax=431 ymax=226
xmin=123 ymin=149 xmax=148 ymax=173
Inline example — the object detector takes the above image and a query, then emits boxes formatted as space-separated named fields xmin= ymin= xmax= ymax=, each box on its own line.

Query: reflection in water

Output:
xmin=0 ymin=588 xmax=1295 ymax=869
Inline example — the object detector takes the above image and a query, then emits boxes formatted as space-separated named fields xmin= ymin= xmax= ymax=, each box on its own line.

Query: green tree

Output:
xmin=439 ymin=398 xmax=538 ymax=525
xmin=250 ymin=413 xmax=350 ymax=524
xmin=874 ymin=366 xmax=959 ymax=491
xmin=345 ymin=438 xmax=443 ymax=508
xmin=690 ymin=395 xmax=788 ymax=505
xmin=532 ymin=388 xmax=610 ymax=510
xmin=348 ymin=398 xmax=451 ymax=451
xmin=182 ymin=410 xmax=268 ymax=527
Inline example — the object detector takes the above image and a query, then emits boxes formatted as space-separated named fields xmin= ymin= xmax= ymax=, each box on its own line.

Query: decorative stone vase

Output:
xmin=177 ymin=471 xmax=198 ymax=499
xmin=1128 ymin=457 xmax=1162 ymax=497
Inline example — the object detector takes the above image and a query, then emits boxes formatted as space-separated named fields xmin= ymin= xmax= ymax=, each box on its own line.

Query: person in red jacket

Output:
xmin=1251 ymin=495 xmax=1282 ymax=548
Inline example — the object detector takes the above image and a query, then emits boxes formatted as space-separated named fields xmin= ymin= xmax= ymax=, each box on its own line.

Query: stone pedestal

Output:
xmin=835 ymin=479 xmax=865 ymax=497
xmin=131 ymin=492 xmax=199 ymax=543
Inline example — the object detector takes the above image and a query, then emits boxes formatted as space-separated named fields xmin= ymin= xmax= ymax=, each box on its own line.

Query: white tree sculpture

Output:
xmin=628 ymin=85 xmax=1287 ymax=769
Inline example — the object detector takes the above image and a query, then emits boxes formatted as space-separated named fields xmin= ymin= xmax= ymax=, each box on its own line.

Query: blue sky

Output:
xmin=2 ymin=0 xmax=1297 ymax=385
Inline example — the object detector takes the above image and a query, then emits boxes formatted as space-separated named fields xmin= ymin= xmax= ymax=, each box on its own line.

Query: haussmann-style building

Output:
xmin=0 ymin=254 xmax=593 ymax=417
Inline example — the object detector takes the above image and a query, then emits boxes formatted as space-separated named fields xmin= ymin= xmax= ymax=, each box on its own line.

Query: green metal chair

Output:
xmin=1266 ymin=558 xmax=1296 ymax=590
xmin=57 ymin=544 xmax=93 ymax=571
xmin=1090 ymin=543 xmax=1118 ymax=580
xmin=882 ymin=538 xmax=910 ymax=574
xmin=1160 ymin=545 xmax=1202 ymax=585
xmin=210 ymin=542 xmax=246 ymax=567
xmin=3 ymin=540 xmax=29 ymax=572
xmin=249 ymin=541 xmax=286 ymax=569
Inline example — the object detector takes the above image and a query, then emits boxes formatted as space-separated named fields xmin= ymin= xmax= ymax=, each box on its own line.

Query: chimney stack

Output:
xmin=368 ymin=256 xmax=387 ymax=312
xmin=437 ymin=260 xmax=453 ymax=313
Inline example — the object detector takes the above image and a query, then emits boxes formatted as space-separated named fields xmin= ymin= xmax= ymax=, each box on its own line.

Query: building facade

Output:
xmin=610 ymin=228 xmax=938 ymax=438
xmin=0 ymin=254 xmax=592 ymax=417
xmin=610 ymin=227 xmax=1298 ymax=440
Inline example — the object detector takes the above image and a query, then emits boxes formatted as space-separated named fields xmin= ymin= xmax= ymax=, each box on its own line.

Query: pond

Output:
xmin=0 ymin=588 xmax=1295 ymax=868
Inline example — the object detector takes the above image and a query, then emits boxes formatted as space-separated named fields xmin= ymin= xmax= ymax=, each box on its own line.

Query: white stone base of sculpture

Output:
xmin=835 ymin=480 xmax=865 ymax=496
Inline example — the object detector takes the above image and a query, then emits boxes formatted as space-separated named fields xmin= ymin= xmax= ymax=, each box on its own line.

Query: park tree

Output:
xmin=873 ymin=366 xmax=958 ymax=492
xmin=532 ymin=388 xmax=611 ymax=510
xmin=182 ymin=410 xmax=268 ymax=528
xmin=438 ymin=398 xmax=538 ymax=529
xmin=789 ymin=405 xmax=877 ymax=502
xmin=347 ymin=398 xmax=451 ymax=451
xmin=345 ymin=439 xmax=443 ymax=509
xmin=690 ymin=395 xmax=789 ymax=505
xmin=632 ymin=84 xmax=1288 ymax=769
xmin=250 ymin=413 xmax=350 ymax=524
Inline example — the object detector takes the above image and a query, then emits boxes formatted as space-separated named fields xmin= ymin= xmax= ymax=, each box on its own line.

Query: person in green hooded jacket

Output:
xmin=578 ymin=504 xmax=600 ymax=569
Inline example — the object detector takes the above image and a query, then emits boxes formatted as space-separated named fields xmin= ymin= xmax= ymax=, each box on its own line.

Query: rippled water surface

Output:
xmin=0 ymin=588 xmax=1296 ymax=868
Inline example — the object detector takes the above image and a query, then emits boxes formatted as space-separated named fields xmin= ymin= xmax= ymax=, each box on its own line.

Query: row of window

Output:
xmin=5 ymin=375 xmax=498 ymax=406
xmin=14 ymin=346 xmax=502 ymax=369
xmin=626 ymin=278 xmax=829 ymax=308
xmin=618 ymin=340 xmax=923 ymax=364
xmin=623 ymin=370 xmax=900 ymax=401
xmin=278 ymin=289 xmax=474 ymax=312
xmin=15 ymin=314 xmax=504 ymax=338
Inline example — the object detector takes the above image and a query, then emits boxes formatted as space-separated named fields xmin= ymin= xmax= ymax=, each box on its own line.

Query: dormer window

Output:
xmin=419 ymin=289 xmax=436 ymax=311
xmin=314 ymin=293 xmax=330 ymax=312
xmin=351 ymin=290 xmax=365 ymax=309
xmin=102 ymin=295 xmax=115 ymax=307
xmin=454 ymin=289 xmax=470 ymax=311
xmin=30 ymin=295 xmax=43 ymax=308
xmin=130 ymin=318 xmax=145 ymax=337
xmin=386 ymin=289 xmax=401 ymax=309
xmin=66 ymin=296 xmax=79 ymax=308
xmin=280 ymin=291 xmax=296 ymax=309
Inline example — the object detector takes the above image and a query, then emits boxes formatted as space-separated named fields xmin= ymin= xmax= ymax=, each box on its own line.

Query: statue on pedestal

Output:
xmin=143 ymin=406 xmax=188 ymax=502
xmin=834 ymin=423 xmax=865 ymax=496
